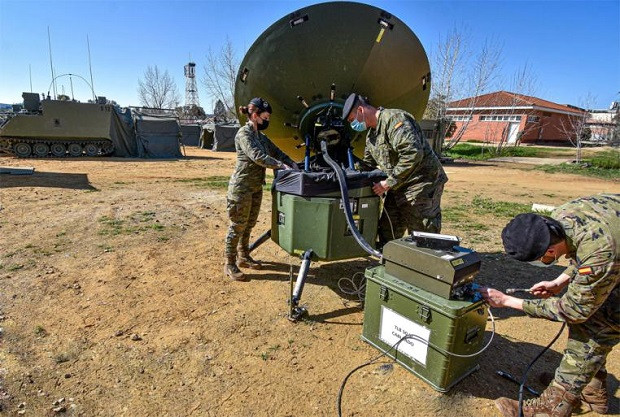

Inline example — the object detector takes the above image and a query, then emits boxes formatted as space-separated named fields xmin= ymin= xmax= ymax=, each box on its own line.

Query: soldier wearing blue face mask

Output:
xmin=341 ymin=93 xmax=448 ymax=245
xmin=481 ymin=194 xmax=620 ymax=417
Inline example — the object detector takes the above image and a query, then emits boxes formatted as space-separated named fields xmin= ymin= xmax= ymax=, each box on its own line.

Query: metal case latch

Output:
xmin=379 ymin=285 xmax=389 ymax=301
xmin=418 ymin=305 xmax=431 ymax=322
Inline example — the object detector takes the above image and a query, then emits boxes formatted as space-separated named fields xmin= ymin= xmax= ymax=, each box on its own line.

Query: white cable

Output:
xmin=380 ymin=194 xmax=396 ymax=240
xmin=337 ymin=272 xmax=366 ymax=302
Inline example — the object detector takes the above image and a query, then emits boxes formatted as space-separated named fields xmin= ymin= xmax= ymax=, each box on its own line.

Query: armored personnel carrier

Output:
xmin=0 ymin=92 xmax=116 ymax=157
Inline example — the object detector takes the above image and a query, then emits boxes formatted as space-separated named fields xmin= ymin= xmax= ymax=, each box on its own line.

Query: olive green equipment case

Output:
xmin=362 ymin=265 xmax=488 ymax=392
xmin=271 ymin=186 xmax=380 ymax=261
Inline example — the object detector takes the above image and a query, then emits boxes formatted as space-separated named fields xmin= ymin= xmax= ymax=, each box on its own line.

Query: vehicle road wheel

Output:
xmin=50 ymin=143 xmax=66 ymax=157
xmin=102 ymin=142 xmax=114 ymax=155
xmin=84 ymin=143 xmax=99 ymax=157
xmin=33 ymin=143 xmax=50 ymax=157
xmin=14 ymin=142 xmax=32 ymax=157
xmin=68 ymin=143 xmax=83 ymax=157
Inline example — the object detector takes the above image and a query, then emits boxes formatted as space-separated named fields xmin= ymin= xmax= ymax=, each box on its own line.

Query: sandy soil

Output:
xmin=0 ymin=148 xmax=618 ymax=416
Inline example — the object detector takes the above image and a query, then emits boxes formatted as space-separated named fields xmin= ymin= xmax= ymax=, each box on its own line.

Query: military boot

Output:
xmin=237 ymin=253 xmax=262 ymax=270
xmin=581 ymin=370 xmax=608 ymax=414
xmin=224 ymin=263 xmax=246 ymax=281
xmin=495 ymin=381 xmax=580 ymax=417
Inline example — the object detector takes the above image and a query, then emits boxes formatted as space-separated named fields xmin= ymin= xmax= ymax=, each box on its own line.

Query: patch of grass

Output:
xmin=175 ymin=176 xmax=230 ymax=189
xmin=157 ymin=236 xmax=170 ymax=242
xmin=97 ymin=243 xmax=114 ymax=252
xmin=53 ymin=353 xmax=71 ymax=364
xmin=471 ymin=196 xmax=531 ymax=218
xmin=260 ymin=344 xmax=281 ymax=361
xmin=150 ymin=223 xmax=165 ymax=231
xmin=34 ymin=325 xmax=47 ymax=336
xmin=56 ymin=231 xmax=67 ymax=238
xmin=588 ymin=150 xmax=620 ymax=169
xmin=98 ymin=216 xmax=125 ymax=236
xmin=98 ymin=213 xmax=166 ymax=236
xmin=445 ymin=143 xmax=576 ymax=160
xmin=535 ymin=163 xmax=620 ymax=180
xmin=7 ymin=264 xmax=24 ymax=271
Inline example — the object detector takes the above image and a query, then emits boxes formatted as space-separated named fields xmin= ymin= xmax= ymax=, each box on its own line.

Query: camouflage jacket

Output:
xmin=227 ymin=122 xmax=295 ymax=201
xmin=523 ymin=194 xmax=620 ymax=326
xmin=358 ymin=109 xmax=447 ymax=198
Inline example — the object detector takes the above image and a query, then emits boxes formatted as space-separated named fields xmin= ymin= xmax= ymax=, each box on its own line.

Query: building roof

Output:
xmin=447 ymin=91 xmax=587 ymax=116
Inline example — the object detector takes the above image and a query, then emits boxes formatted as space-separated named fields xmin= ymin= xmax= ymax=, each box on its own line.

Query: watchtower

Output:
xmin=184 ymin=62 xmax=199 ymax=107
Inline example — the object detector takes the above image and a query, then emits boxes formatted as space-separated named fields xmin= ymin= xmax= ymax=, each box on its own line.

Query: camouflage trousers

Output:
xmin=378 ymin=183 xmax=444 ymax=245
xmin=225 ymin=190 xmax=262 ymax=263
xmin=555 ymin=285 xmax=619 ymax=395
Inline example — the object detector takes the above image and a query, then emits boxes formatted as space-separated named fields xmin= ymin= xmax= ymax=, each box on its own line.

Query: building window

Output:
xmin=447 ymin=115 xmax=472 ymax=121
xmin=480 ymin=115 xmax=522 ymax=122
xmin=527 ymin=116 xmax=540 ymax=123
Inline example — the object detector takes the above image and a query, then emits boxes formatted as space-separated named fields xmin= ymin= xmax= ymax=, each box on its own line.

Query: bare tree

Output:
xmin=442 ymin=37 xmax=503 ymax=150
xmin=559 ymin=94 xmax=595 ymax=163
xmin=137 ymin=66 xmax=180 ymax=109
xmin=203 ymin=37 xmax=239 ymax=121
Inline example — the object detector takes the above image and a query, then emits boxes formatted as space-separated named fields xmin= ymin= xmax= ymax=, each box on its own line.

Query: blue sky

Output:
xmin=1 ymin=0 xmax=618 ymax=110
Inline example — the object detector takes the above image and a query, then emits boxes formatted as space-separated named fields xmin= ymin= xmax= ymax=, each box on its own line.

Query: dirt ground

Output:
xmin=0 ymin=148 xmax=618 ymax=417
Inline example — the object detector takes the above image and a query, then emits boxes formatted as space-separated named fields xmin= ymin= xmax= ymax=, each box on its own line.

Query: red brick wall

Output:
xmin=447 ymin=110 xmax=578 ymax=144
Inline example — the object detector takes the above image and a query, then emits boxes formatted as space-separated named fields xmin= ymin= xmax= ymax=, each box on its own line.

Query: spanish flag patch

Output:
xmin=394 ymin=121 xmax=404 ymax=130
xmin=578 ymin=266 xmax=593 ymax=275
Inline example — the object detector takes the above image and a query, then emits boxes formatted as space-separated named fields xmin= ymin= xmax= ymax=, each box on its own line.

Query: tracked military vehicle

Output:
xmin=0 ymin=92 xmax=116 ymax=157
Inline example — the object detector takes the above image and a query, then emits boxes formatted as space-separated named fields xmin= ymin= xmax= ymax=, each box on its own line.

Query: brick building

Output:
xmin=445 ymin=91 xmax=587 ymax=144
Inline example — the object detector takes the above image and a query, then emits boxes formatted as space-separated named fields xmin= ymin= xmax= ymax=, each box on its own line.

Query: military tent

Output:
xmin=212 ymin=124 xmax=239 ymax=152
xmin=134 ymin=114 xmax=183 ymax=158
xmin=110 ymin=107 xmax=139 ymax=157
xmin=180 ymin=124 xmax=201 ymax=146
xmin=200 ymin=126 xmax=215 ymax=149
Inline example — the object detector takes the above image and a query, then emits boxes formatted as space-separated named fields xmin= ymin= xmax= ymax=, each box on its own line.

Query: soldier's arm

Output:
xmin=356 ymin=143 xmax=377 ymax=171
xmin=384 ymin=120 xmax=424 ymax=190
xmin=264 ymin=136 xmax=296 ymax=166
xmin=522 ymin=242 xmax=618 ymax=323
xmin=238 ymin=132 xmax=285 ymax=169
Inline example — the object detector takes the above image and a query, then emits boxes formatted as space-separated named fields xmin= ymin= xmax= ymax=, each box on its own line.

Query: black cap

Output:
xmin=501 ymin=213 xmax=551 ymax=261
xmin=249 ymin=97 xmax=272 ymax=114
xmin=342 ymin=93 xmax=367 ymax=120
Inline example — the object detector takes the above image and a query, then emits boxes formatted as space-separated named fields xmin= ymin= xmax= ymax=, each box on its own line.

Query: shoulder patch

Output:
xmin=578 ymin=266 xmax=593 ymax=275
xmin=394 ymin=121 xmax=404 ymax=130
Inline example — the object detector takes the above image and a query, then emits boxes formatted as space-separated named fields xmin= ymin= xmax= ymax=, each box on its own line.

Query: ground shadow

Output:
xmin=0 ymin=171 xmax=95 ymax=190
xmin=443 ymin=159 xmax=497 ymax=168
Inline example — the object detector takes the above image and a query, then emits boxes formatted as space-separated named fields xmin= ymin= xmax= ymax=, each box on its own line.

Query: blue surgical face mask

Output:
xmin=350 ymin=117 xmax=367 ymax=132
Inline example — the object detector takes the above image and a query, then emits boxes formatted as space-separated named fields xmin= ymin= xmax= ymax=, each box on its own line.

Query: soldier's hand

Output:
xmin=479 ymin=287 xmax=508 ymax=308
xmin=530 ymin=281 xmax=561 ymax=298
xmin=372 ymin=180 xmax=390 ymax=196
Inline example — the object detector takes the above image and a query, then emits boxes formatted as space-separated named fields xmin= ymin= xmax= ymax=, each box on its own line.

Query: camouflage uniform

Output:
xmin=522 ymin=193 xmax=620 ymax=395
xmin=225 ymin=122 xmax=295 ymax=263
xmin=359 ymin=108 xmax=447 ymax=242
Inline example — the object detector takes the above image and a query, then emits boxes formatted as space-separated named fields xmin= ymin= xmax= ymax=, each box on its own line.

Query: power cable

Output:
xmin=517 ymin=322 xmax=566 ymax=417
xmin=337 ymin=307 xmax=495 ymax=416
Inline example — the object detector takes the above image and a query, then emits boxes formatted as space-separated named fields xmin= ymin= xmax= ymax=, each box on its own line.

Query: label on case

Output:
xmin=379 ymin=306 xmax=430 ymax=366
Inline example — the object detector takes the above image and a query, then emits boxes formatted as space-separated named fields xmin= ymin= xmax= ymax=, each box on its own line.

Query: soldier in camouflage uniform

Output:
xmin=224 ymin=98 xmax=297 ymax=281
xmin=481 ymin=193 xmax=619 ymax=417
xmin=341 ymin=94 xmax=447 ymax=245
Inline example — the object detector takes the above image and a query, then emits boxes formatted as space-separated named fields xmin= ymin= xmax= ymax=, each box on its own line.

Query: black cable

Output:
xmin=320 ymin=140 xmax=382 ymax=259
xmin=338 ymin=308 xmax=495 ymax=417
xmin=517 ymin=322 xmax=566 ymax=417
